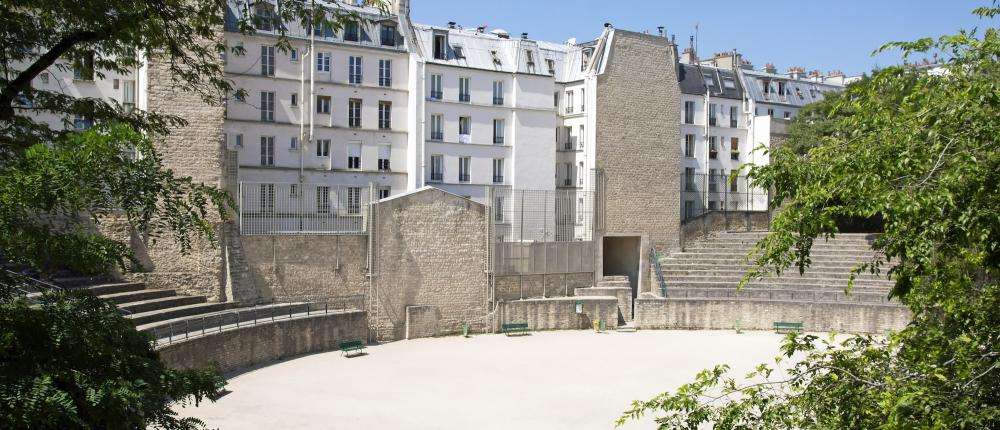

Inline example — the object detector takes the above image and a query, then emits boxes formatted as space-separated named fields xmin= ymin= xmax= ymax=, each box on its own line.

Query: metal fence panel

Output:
xmin=239 ymin=182 xmax=370 ymax=235
xmin=680 ymin=173 xmax=769 ymax=221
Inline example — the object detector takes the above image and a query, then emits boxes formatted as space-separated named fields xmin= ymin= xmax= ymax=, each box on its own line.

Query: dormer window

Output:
xmin=581 ymin=48 xmax=594 ymax=71
xmin=453 ymin=45 xmax=465 ymax=59
xmin=525 ymin=50 xmax=535 ymax=73
xmin=433 ymin=33 xmax=447 ymax=59
xmin=254 ymin=2 xmax=275 ymax=32
xmin=380 ymin=23 xmax=397 ymax=47
xmin=723 ymin=79 xmax=736 ymax=89
xmin=761 ymin=79 xmax=772 ymax=94
xmin=490 ymin=50 xmax=502 ymax=66
xmin=344 ymin=21 xmax=360 ymax=42
xmin=546 ymin=59 xmax=556 ymax=75
xmin=703 ymin=74 xmax=715 ymax=87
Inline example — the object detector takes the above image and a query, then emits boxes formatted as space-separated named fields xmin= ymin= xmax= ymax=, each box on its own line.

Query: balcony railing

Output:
xmin=563 ymin=141 xmax=573 ymax=151
xmin=493 ymin=136 xmax=504 ymax=145
xmin=379 ymin=120 xmax=391 ymax=130
xmin=429 ymin=172 xmax=443 ymax=181
xmin=429 ymin=90 xmax=443 ymax=100
xmin=492 ymin=96 xmax=504 ymax=105
xmin=565 ymin=106 xmax=574 ymax=114
xmin=430 ymin=131 xmax=443 ymax=141
xmin=458 ymin=173 xmax=470 ymax=182
xmin=379 ymin=77 xmax=391 ymax=87
xmin=562 ymin=178 xmax=573 ymax=187
xmin=493 ymin=175 xmax=504 ymax=184
xmin=459 ymin=93 xmax=470 ymax=102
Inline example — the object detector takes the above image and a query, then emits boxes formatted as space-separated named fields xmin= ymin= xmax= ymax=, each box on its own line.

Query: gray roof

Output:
xmin=413 ymin=24 xmax=551 ymax=76
xmin=677 ymin=64 xmax=743 ymax=100
xmin=741 ymin=69 xmax=844 ymax=107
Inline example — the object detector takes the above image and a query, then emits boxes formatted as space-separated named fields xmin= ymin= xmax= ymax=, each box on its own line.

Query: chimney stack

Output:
xmin=657 ymin=26 xmax=665 ymax=37
xmin=447 ymin=21 xmax=456 ymax=29
xmin=764 ymin=63 xmax=777 ymax=74
xmin=521 ymin=32 xmax=528 ymax=39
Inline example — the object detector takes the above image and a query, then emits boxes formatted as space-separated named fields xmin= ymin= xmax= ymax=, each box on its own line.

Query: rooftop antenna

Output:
xmin=694 ymin=22 xmax=699 ymax=62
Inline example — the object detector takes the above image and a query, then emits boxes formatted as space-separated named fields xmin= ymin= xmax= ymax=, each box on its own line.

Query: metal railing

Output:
xmin=459 ymin=93 xmax=470 ymax=102
xmin=149 ymin=294 xmax=366 ymax=346
xmin=429 ymin=90 xmax=443 ymax=100
xmin=650 ymin=248 xmax=668 ymax=297
xmin=492 ymin=96 xmax=504 ymax=105
xmin=239 ymin=182 xmax=369 ymax=235
xmin=2 ymin=268 xmax=64 ymax=301
xmin=682 ymin=173 xmax=769 ymax=221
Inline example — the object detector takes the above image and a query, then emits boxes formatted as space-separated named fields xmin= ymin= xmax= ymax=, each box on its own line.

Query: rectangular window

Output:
xmin=562 ymin=163 xmax=574 ymax=187
xmin=290 ymin=93 xmax=298 ymax=107
xmin=525 ymin=49 xmax=535 ymax=73
xmin=784 ymin=111 xmax=791 ymax=119
xmin=730 ymin=172 xmax=739 ymax=192
xmin=493 ymin=119 xmax=505 ymax=144
xmin=684 ymin=167 xmax=695 ymax=191
xmin=290 ymin=48 xmax=299 ymax=62
xmin=73 ymin=115 xmax=92 ymax=131
xmin=378 ymin=145 xmax=391 ymax=171
xmin=562 ymin=126 xmax=572 ymax=150
xmin=709 ymin=136 xmax=718 ymax=159
xmin=348 ymin=98 xmax=362 ymax=128
xmin=290 ymin=183 xmax=299 ymax=198
xmin=378 ymin=101 xmax=391 ymax=130
xmin=492 ymin=81 xmax=504 ymax=105
xmin=260 ymin=45 xmax=275 ymax=76
xmin=579 ymin=124 xmax=585 ymax=149
xmin=458 ymin=157 xmax=470 ymax=182
xmin=580 ymin=88 xmax=586 ymax=112
xmin=709 ymin=103 xmax=717 ymax=126
xmin=122 ymin=80 xmax=136 ymax=111
xmin=684 ymin=134 xmax=695 ymax=157
xmin=492 ymin=158 xmax=504 ymax=183
xmin=347 ymin=143 xmax=361 ymax=170
xmin=730 ymin=138 xmax=740 ymax=160
xmin=494 ymin=195 xmax=505 ymax=222
xmin=260 ymin=91 xmax=275 ymax=122
xmin=708 ymin=169 xmax=718 ymax=192
xmin=553 ymin=91 xmax=559 ymax=107
xmin=453 ymin=45 xmax=465 ymax=59
xmin=546 ymin=59 xmax=556 ymax=75
xmin=767 ymin=108 xmax=774 ymax=116
xmin=260 ymin=136 xmax=274 ymax=166
xmin=730 ymin=106 xmax=738 ymax=127
xmin=254 ymin=3 xmax=274 ymax=31
xmin=429 ymin=74 xmax=442 ymax=99
xmin=380 ymin=24 xmax=397 ymax=47
xmin=316 ymin=186 xmax=331 ymax=214
xmin=433 ymin=34 xmax=447 ymax=59
xmin=290 ymin=136 xmax=298 ymax=150
xmin=235 ymin=134 xmax=244 ymax=148
xmin=259 ymin=184 xmax=275 ymax=213
xmin=349 ymin=56 xmax=363 ymax=84
xmin=684 ymin=101 xmax=695 ymax=124
xmin=458 ymin=77 xmax=470 ymax=102
xmin=316 ymin=95 xmax=330 ymax=114
xmin=378 ymin=187 xmax=391 ymax=200
xmin=316 ymin=139 xmax=330 ymax=157
xmin=316 ymin=52 xmax=331 ymax=72
xmin=685 ymin=200 xmax=694 ymax=220
xmin=73 ymin=52 xmax=95 ymax=81
xmin=430 ymin=114 xmax=443 ymax=140
xmin=379 ymin=59 xmax=392 ymax=87
xmin=458 ymin=116 xmax=471 ymax=141
xmin=430 ymin=155 xmax=443 ymax=181
xmin=344 ymin=21 xmax=360 ymax=42
xmin=347 ymin=187 xmax=362 ymax=215
xmin=565 ymin=90 xmax=574 ymax=114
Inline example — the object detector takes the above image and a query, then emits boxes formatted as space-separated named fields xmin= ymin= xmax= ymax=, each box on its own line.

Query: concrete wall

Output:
xmin=575 ymin=285 xmax=632 ymax=322
xmin=495 ymin=272 xmax=594 ymax=301
xmin=370 ymin=187 xmax=490 ymax=341
xmin=499 ymin=296 xmax=618 ymax=330
xmin=635 ymin=297 xmax=910 ymax=333
xmin=158 ymin=311 xmax=367 ymax=374
xmin=239 ymin=234 xmax=369 ymax=302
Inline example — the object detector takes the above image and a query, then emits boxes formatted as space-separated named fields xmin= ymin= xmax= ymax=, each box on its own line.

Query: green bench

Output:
xmin=339 ymin=340 xmax=365 ymax=357
xmin=502 ymin=323 xmax=529 ymax=336
xmin=773 ymin=322 xmax=804 ymax=334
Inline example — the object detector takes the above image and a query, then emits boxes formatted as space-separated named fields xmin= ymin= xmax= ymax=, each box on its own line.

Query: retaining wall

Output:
xmin=495 ymin=272 xmax=594 ymax=301
xmin=680 ymin=211 xmax=771 ymax=249
xmin=499 ymin=297 xmax=618 ymax=331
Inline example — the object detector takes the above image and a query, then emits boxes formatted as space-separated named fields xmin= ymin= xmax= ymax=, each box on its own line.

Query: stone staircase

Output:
xmin=574 ymin=276 xmax=633 ymax=323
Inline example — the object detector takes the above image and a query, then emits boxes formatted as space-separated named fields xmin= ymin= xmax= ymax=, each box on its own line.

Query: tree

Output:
xmin=1 ymin=1 xmax=384 ymax=428
xmin=619 ymin=5 xmax=999 ymax=429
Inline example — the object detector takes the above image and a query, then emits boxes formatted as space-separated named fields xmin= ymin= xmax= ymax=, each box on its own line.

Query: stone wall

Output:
xmin=679 ymin=211 xmax=771 ymax=249
xmin=499 ymin=297 xmax=619 ymax=331
xmin=405 ymin=305 xmax=440 ymax=339
xmin=635 ymin=297 xmax=910 ymax=333
xmin=157 ymin=310 xmax=366 ymax=374
xmin=239 ymin=234 xmax=368 ymax=302
xmin=370 ymin=187 xmax=490 ymax=341
xmin=494 ymin=273 xmax=594 ymax=301
xmin=575 ymin=286 xmax=632 ymax=322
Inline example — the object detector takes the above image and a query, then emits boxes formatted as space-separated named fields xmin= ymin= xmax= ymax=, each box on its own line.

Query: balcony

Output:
xmin=430 ymin=131 xmax=443 ymax=141
xmin=429 ymin=90 xmax=443 ymax=100
xmin=459 ymin=93 xmax=470 ymax=103
xmin=492 ymin=96 xmax=504 ymax=106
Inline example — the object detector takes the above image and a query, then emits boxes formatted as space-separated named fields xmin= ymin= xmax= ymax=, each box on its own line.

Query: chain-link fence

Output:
xmin=681 ymin=172 xmax=769 ymax=221
xmin=239 ymin=182 xmax=371 ymax=235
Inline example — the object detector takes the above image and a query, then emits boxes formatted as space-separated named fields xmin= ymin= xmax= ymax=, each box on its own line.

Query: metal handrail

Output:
xmin=2 ymin=268 xmax=65 ymax=299
xmin=650 ymin=248 xmax=668 ymax=297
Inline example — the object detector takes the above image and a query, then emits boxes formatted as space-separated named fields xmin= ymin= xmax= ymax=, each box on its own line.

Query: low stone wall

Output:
xmin=499 ymin=297 xmax=618 ymax=331
xmin=635 ymin=298 xmax=909 ymax=333
xmin=574 ymin=286 xmax=632 ymax=322
xmin=157 ymin=311 xmax=367 ymax=374
xmin=680 ymin=211 xmax=771 ymax=249
xmin=495 ymin=273 xmax=594 ymax=301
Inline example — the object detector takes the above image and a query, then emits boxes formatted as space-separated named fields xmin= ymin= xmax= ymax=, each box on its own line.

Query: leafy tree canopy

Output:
xmin=620 ymin=4 xmax=999 ymax=429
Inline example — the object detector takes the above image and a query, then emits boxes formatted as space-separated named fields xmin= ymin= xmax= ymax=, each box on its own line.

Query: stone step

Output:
xmin=665 ymin=274 xmax=894 ymax=286
xmin=663 ymin=280 xmax=893 ymax=292
xmin=664 ymin=268 xmax=890 ymax=279
xmin=98 ymin=288 xmax=176 ymax=305
xmin=76 ymin=282 xmax=147 ymax=296
xmin=662 ymin=287 xmax=892 ymax=304
xmin=682 ymin=245 xmax=879 ymax=253
xmin=126 ymin=302 xmax=236 ymax=326
xmin=118 ymin=295 xmax=207 ymax=314
xmin=136 ymin=302 xmax=313 ymax=338
xmin=669 ymin=250 xmax=881 ymax=259
xmin=55 ymin=275 xmax=115 ymax=288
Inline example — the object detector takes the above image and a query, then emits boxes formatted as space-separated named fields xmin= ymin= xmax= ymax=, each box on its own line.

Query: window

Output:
xmin=767 ymin=108 xmax=774 ymax=116
xmin=525 ymin=50 xmax=535 ymax=73
xmin=546 ymin=59 xmax=556 ymax=75
xmin=260 ymin=91 xmax=275 ymax=122
xmin=581 ymin=48 xmax=593 ymax=71
xmin=730 ymin=172 xmax=739 ymax=192
xmin=347 ymin=143 xmax=361 ymax=170
xmin=260 ymin=45 xmax=275 ymax=76
xmin=703 ymin=74 xmax=715 ymax=87
xmin=259 ymin=184 xmax=275 ymax=213
xmin=290 ymin=184 xmax=299 ymax=198
xmin=348 ymin=98 xmax=362 ymax=128
xmin=684 ymin=101 xmax=695 ymax=124
xmin=346 ymin=187 xmax=362 ymax=215
xmin=433 ymin=34 xmax=447 ymax=59
xmin=458 ymin=77 xmax=470 ymax=102
xmin=40 ymin=72 xmax=49 ymax=84
xmin=730 ymin=138 xmax=739 ymax=160
xmin=684 ymin=134 xmax=695 ymax=157
xmin=685 ymin=201 xmax=695 ymax=219
xmin=729 ymin=106 xmax=738 ymax=127
xmin=344 ymin=21 xmax=360 ymax=42
xmin=378 ymin=101 xmax=391 ymax=130
xmin=490 ymin=50 xmax=502 ymax=66
xmin=562 ymin=163 xmax=574 ymax=187
xmin=73 ymin=52 xmax=95 ymax=81
xmin=708 ymin=104 xmax=717 ymax=126
xmin=458 ymin=157 xmax=470 ymax=182
xmin=430 ymin=155 xmax=443 ymax=181
xmin=380 ymin=24 xmax=397 ymax=47
xmin=458 ymin=116 xmax=471 ymax=141
xmin=709 ymin=136 xmax=718 ymax=159
xmin=784 ymin=111 xmax=791 ymax=119
xmin=316 ymin=186 xmax=331 ymax=214
xmin=565 ymin=91 xmax=574 ymax=114
xmin=378 ymin=146 xmax=391 ymax=171
xmin=553 ymin=91 xmax=559 ymax=107
xmin=290 ymin=48 xmax=299 ymax=62
xmin=379 ymin=59 xmax=392 ymax=87
xmin=260 ymin=136 xmax=274 ymax=166
xmin=492 ymin=158 xmax=504 ymax=183
xmin=316 ymin=95 xmax=331 ymax=114
xmin=235 ymin=134 xmax=244 ymax=148
xmin=378 ymin=187 xmax=391 ymax=200
xmin=492 ymin=81 xmax=504 ymax=105
xmin=708 ymin=169 xmax=718 ymax=192
xmin=349 ymin=56 xmax=362 ymax=84
xmin=578 ymin=161 xmax=585 ymax=186
xmin=290 ymin=93 xmax=298 ymax=107
xmin=290 ymin=136 xmax=298 ymax=150
xmin=316 ymin=139 xmax=330 ymax=157
xmin=123 ymin=80 xmax=136 ymax=111
xmin=723 ymin=78 xmax=736 ymax=89
xmin=453 ymin=45 xmax=465 ymax=59
xmin=684 ymin=167 xmax=696 ymax=191
xmin=708 ymin=200 xmax=718 ymax=211
xmin=430 ymin=114 xmax=443 ymax=140
xmin=73 ymin=115 xmax=92 ymax=131
xmin=429 ymin=74 xmax=442 ymax=99
xmin=578 ymin=124 xmax=585 ymax=149
xmin=762 ymin=79 xmax=772 ymax=94
xmin=562 ymin=126 xmax=572 ymax=150
xmin=316 ymin=52 xmax=331 ymax=72
xmin=493 ymin=119 xmax=505 ymax=144
xmin=778 ymin=81 xmax=787 ymax=96
xmin=580 ymin=88 xmax=585 ymax=112
xmin=254 ymin=3 xmax=274 ymax=31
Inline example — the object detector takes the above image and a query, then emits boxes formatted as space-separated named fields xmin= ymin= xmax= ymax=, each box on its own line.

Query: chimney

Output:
xmin=521 ymin=32 xmax=528 ymax=39
xmin=657 ymin=26 xmax=665 ymax=37
xmin=476 ymin=25 xmax=486 ymax=33
xmin=604 ymin=22 xmax=612 ymax=28
xmin=764 ymin=63 xmax=777 ymax=74
xmin=447 ymin=21 xmax=456 ymax=29
xmin=787 ymin=66 xmax=805 ymax=80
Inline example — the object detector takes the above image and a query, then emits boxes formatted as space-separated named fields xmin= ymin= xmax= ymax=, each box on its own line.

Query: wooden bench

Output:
xmin=502 ymin=323 xmax=529 ymax=336
xmin=773 ymin=322 xmax=804 ymax=334
xmin=339 ymin=340 xmax=365 ymax=357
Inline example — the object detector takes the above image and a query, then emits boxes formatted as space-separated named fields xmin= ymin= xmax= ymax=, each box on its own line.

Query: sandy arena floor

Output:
xmin=178 ymin=330 xmax=788 ymax=429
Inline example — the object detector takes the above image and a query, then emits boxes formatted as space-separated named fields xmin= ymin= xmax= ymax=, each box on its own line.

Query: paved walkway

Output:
xmin=178 ymin=330 xmax=787 ymax=429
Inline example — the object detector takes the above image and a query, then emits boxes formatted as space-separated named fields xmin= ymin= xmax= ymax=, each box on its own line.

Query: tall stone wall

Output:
xmin=595 ymin=31 xmax=682 ymax=250
xmin=239 ymin=234 xmax=369 ymax=302
xmin=494 ymin=273 xmax=594 ymax=301
xmin=370 ymin=187 xmax=490 ymax=341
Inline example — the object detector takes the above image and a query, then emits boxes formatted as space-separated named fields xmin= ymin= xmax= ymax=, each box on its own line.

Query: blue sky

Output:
xmin=411 ymin=0 xmax=996 ymax=76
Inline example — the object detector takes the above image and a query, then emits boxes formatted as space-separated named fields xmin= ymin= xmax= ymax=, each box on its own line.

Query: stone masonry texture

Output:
xmin=240 ymin=234 xmax=369 ymax=302
xmin=500 ymin=296 xmax=618 ymax=331
xmin=596 ymin=31 xmax=682 ymax=251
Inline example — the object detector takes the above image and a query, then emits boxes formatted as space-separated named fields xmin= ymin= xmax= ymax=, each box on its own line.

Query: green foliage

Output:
xmin=620 ymin=5 xmax=1000 ymax=429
